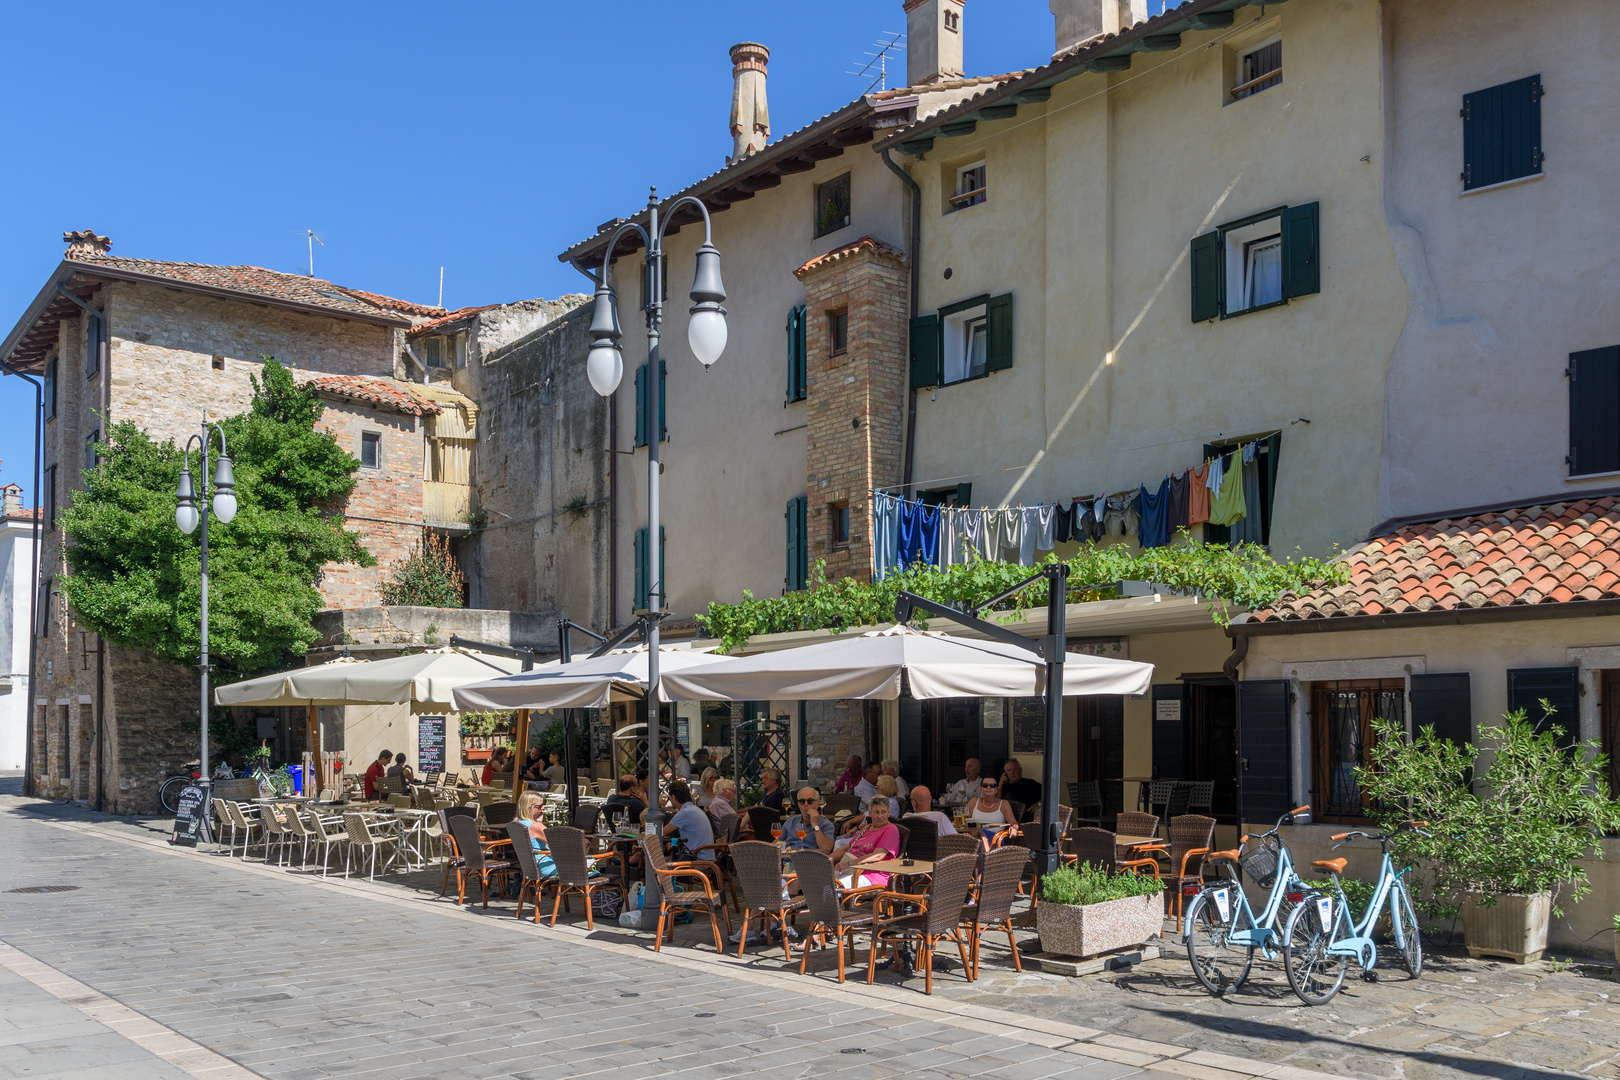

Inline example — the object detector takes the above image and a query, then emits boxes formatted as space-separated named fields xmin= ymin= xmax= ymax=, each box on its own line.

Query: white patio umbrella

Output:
xmin=215 ymin=647 xmax=529 ymax=712
xmin=656 ymin=623 xmax=1154 ymax=702
xmin=451 ymin=644 xmax=729 ymax=712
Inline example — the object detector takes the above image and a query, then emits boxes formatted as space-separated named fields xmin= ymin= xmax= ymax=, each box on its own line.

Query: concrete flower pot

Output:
xmin=1461 ymin=892 xmax=1551 ymax=964
xmin=1035 ymin=893 xmax=1163 ymax=959
xmin=1612 ymin=929 xmax=1620 ymax=968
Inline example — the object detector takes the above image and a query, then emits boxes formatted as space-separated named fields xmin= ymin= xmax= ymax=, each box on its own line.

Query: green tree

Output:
xmin=59 ymin=358 xmax=374 ymax=679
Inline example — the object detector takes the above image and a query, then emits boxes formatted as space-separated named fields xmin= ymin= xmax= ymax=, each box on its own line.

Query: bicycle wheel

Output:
xmin=1390 ymin=879 xmax=1423 ymax=978
xmin=1185 ymin=889 xmax=1254 ymax=995
xmin=159 ymin=776 xmax=188 ymax=816
xmin=1283 ymin=899 xmax=1348 ymax=1005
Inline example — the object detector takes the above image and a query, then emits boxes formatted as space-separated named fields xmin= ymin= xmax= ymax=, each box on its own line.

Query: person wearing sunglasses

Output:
xmin=780 ymin=787 xmax=835 ymax=852
xmin=967 ymin=776 xmax=1016 ymax=829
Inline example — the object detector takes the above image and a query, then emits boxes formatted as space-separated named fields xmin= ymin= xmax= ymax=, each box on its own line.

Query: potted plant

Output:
xmin=1360 ymin=706 xmax=1620 ymax=964
xmin=1035 ymin=862 xmax=1165 ymax=959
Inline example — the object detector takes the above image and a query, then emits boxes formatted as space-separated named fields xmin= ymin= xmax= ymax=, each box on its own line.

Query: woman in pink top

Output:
xmin=833 ymin=797 xmax=901 ymax=887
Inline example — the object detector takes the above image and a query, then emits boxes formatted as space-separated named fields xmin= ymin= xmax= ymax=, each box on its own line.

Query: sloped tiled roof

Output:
xmin=307 ymin=375 xmax=440 ymax=417
xmin=794 ymin=236 xmax=907 ymax=279
xmin=407 ymin=304 xmax=501 ymax=336
xmin=1248 ymin=497 xmax=1620 ymax=622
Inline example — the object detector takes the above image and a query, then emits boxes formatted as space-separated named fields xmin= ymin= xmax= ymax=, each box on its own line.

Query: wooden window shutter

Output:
xmin=1281 ymin=202 xmax=1320 ymax=299
xmin=909 ymin=313 xmax=941 ymax=389
xmin=1463 ymin=75 xmax=1541 ymax=191
xmin=1190 ymin=232 xmax=1220 ymax=322
xmin=44 ymin=359 xmax=56 ymax=420
xmin=1410 ymin=672 xmax=1472 ymax=749
xmin=633 ymin=527 xmax=648 ymax=611
xmin=1507 ymin=667 xmax=1580 ymax=749
xmin=785 ymin=495 xmax=807 ymax=592
xmin=954 ymin=482 xmax=972 ymax=507
xmin=634 ymin=364 xmax=648 ymax=448
xmin=1237 ymin=679 xmax=1293 ymax=823
xmin=985 ymin=292 xmax=1014 ymax=372
xmin=1567 ymin=346 xmax=1620 ymax=476
xmin=786 ymin=305 xmax=807 ymax=402
xmin=85 ymin=312 xmax=102 ymax=378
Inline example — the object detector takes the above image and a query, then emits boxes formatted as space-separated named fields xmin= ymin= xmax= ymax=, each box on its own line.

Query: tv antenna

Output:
xmin=306 ymin=230 xmax=325 ymax=277
xmin=848 ymin=32 xmax=905 ymax=95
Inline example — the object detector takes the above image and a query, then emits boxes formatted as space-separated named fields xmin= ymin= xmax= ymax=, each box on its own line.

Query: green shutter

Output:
xmin=787 ymin=305 xmax=807 ymax=402
xmin=658 ymin=359 xmax=667 ymax=443
xmin=1190 ymin=232 xmax=1220 ymax=322
xmin=633 ymin=527 xmax=648 ymax=610
xmin=955 ymin=483 xmax=973 ymax=507
xmin=785 ymin=495 xmax=808 ymax=592
xmin=1569 ymin=346 xmax=1620 ymax=476
xmin=44 ymin=359 xmax=57 ymax=420
xmin=985 ymin=293 xmax=1014 ymax=373
xmin=634 ymin=364 xmax=648 ymax=448
xmin=1282 ymin=202 xmax=1320 ymax=299
xmin=909 ymin=313 xmax=941 ymax=389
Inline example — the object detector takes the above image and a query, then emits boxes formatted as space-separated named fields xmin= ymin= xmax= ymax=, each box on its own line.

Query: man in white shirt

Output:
xmin=903 ymin=785 xmax=957 ymax=835
xmin=852 ymin=762 xmax=881 ymax=809
xmin=944 ymin=757 xmax=982 ymax=808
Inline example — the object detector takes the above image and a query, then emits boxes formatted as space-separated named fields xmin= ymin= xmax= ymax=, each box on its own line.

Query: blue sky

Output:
xmin=0 ymin=0 xmax=1071 ymax=501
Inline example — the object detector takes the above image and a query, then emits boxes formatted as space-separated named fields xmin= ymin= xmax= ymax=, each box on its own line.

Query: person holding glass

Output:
xmin=832 ymin=797 xmax=901 ymax=888
xmin=781 ymin=787 xmax=835 ymax=853
xmin=966 ymin=775 xmax=1018 ymax=849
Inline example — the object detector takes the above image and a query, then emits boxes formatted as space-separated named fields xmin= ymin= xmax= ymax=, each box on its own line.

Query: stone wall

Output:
xmin=802 ymin=698 xmax=869 ymax=791
xmin=310 ymin=605 xmax=555 ymax=652
xmin=313 ymin=401 xmax=426 ymax=608
xmin=103 ymin=645 xmax=199 ymax=815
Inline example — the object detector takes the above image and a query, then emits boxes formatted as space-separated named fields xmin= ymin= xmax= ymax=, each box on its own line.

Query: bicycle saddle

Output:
xmin=1311 ymin=857 xmax=1347 ymax=875
xmin=1208 ymin=849 xmax=1241 ymax=864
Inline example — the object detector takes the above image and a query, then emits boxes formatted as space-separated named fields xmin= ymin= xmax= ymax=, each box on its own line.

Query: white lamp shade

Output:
xmin=176 ymin=503 xmax=200 ymax=535
xmin=586 ymin=342 xmax=623 ymax=397
xmin=212 ymin=491 xmax=237 ymax=524
xmin=688 ymin=309 xmax=727 ymax=368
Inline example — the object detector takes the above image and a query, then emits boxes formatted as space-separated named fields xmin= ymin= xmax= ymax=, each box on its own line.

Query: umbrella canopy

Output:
xmin=452 ymin=645 xmax=729 ymax=711
xmin=215 ymin=647 xmax=530 ymax=712
xmin=657 ymin=624 xmax=1154 ymax=701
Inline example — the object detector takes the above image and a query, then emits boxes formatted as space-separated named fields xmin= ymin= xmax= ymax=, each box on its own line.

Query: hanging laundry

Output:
xmin=898 ymin=501 xmax=940 ymax=567
xmin=1230 ymin=450 xmax=1265 ymax=546
xmin=1208 ymin=450 xmax=1247 ymax=526
xmin=895 ymin=499 xmax=920 ymax=569
xmin=1166 ymin=470 xmax=1190 ymax=533
xmin=872 ymin=492 xmax=903 ymax=580
xmin=1188 ymin=461 xmax=1211 ymax=525
xmin=1104 ymin=492 xmax=1139 ymax=537
xmin=1021 ymin=504 xmax=1056 ymax=564
xmin=1093 ymin=495 xmax=1107 ymax=535
xmin=1138 ymin=479 xmax=1170 ymax=548
xmin=937 ymin=508 xmax=960 ymax=568
xmin=985 ymin=507 xmax=1022 ymax=561
xmin=961 ymin=508 xmax=989 ymax=563
xmin=1205 ymin=453 xmax=1224 ymax=499
xmin=1052 ymin=502 xmax=1072 ymax=544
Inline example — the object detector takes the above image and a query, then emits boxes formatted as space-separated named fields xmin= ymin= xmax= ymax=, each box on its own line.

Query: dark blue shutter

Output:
xmin=1507 ymin=667 xmax=1580 ymax=749
xmin=1237 ymin=680 xmax=1292 ymax=823
xmin=985 ymin=293 xmax=1014 ymax=373
xmin=909 ymin=314 xmax=941 ymax=389
xmin=1411 ymin=672 xmax=1472 ymax=746
xmin=1281 ymin=202 xmax=1319 ymax=299
xmin=1190 ymin=231 xmax=1220 ymax=322
xmin=1463 ymin=75 xmax=1542 ymax=191
xmin=955 ymin=483 xmax=972 ymax=507
xmin=785 ymin=495 xmax=807 ymax=592
xmin=633 ymin=527 xmax=648 ymax=610
xmin=1568 ymin=346 xmax=1620 ymax=476
xmin=634 ymin=364 xmax=648 ymax=448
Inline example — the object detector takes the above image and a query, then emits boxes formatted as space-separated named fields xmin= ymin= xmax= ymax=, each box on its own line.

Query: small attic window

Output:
xmin=316 ymin=290 xmax=353 ymax=303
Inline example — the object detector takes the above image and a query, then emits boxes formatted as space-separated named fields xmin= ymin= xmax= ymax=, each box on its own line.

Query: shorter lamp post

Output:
xmin=175 ymin=423 xmax=237 ymax=835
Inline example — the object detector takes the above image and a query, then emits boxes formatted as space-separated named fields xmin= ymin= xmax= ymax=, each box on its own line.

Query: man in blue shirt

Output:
xmin=663 ymin=780 xmax=714 ymax=857
xmin=781 ymin=787 xmax=836 ymax=853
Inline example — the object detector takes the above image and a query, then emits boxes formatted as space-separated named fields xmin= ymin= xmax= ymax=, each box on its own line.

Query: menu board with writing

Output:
xmin=417 ymin=716 xmax=446 ymax=774
xmin=169 ymin=783 xmax=211 ymax=847
xmin=1011 ymin=697 xmax=1047 ymax=755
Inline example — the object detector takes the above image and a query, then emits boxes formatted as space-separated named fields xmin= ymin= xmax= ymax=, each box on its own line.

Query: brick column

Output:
xmin=794 ymin=237 xmax=910 ymax=585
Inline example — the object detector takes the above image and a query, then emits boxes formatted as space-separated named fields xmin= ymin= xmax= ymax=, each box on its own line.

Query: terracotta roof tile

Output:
xmin=1249 ymin=496 xmax=1620 ymax=622
xmin=406 ymin=304 xmax=502 ymax=337
xmin=306 ymin=375 xmax=440 ymax=417
xmin=793 ymin=236 xmax=907 ymax=280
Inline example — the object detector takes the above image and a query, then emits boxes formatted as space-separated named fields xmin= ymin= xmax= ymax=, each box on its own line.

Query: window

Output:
xmin=920 ymin=484 xmax=972 ymax=508
xmin=828 ymin=309 xmax=848 ymax=356
xmin=85 ymin=311 xmax=102 ymax=379
xmin=1311 ymin=678 xmax=1405 ymax=822
xmin=43 ymin=465 xmax=55 ymax=533
xmin=454 ymin=332 xmax=467 ymax=369
xmin=84 ymin=431 xmax=98 ymax=471
xmin=1201 ymin=434 xmax=1281 ymax=548
xmin=210 ymin=354 xmax=225 ymax=371
xmin=949 ymin=161 xmax=986 ymax=211
xmin=785 ymin=495 xmax=808 ymax=591
xmin=1507 ymin=667 xmax=1579 ymax=749
xmin=944 ymin=6 xmax=959 ymax=32
xmin=1569 ymin=345 xmax=1620 ymax=476
xmin=634 ymin=361 xmax=667 ymax=447
xmin=633 ymin=525 xmax=665 ymax=612
xmin=1462 ymin=75 xmax=1543 ymax=192
xmin=785 ymin=305 xmax=807 ymax=403
xmin=830 ymin=500 xmax=850 ymax=550
xmin=910 ymin=293 xmax=1013 ymax=389
xmin=814 ymin=173 xmax=851 ymax=238
xmin=360 ymin=432 xmax=381 ymax=469
xmin=44 ymin=359 xmax=57 ymax=421
xmin=1232 ymin=37 xmax=1281 ymax=101
xmin=424 ymin=337 xmax=445 ymax=369
xmin=1189 ymin=203 xmax=1319 ymax=322
xmin=36 ymin=576 xmax=52 ymax=638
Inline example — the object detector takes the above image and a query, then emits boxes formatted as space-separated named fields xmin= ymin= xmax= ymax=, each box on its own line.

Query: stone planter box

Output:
xmin=1461 ymin=891 xmax=1551 ymax=963
xmin=1035 ymin=893 xmax=1163 ymax=959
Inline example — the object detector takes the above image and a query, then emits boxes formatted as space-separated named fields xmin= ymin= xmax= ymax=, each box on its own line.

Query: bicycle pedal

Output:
xmin=1361 ymin=970 xmax=1379 ymax=983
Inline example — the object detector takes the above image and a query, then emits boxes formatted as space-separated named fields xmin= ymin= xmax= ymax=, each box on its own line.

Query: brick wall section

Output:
xmin=314 ymin=401 xmax=426 ymax=609
xmin=796 ymin=241 xmax=910 ymax=585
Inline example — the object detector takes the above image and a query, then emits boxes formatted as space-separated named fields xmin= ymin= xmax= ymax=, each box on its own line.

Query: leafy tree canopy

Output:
xmin=59 ymin=358 xmax=374 ymax=678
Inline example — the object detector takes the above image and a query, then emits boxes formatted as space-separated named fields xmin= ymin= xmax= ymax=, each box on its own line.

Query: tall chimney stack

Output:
xmin=905 ymin=0 xmax=966 ymax=87
xmin=0 ymin=485 xmax=21 ymax=517
xmin=729 ymin=43 xmax=770 ymax=163
xmin=63 ymin=229 xmax=111 ymax=259
xmin=1050 ymin=0 xmax=1148 ymax=57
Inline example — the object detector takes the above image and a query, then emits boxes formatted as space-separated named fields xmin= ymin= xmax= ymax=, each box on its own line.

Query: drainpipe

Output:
xmin=1221 ymin=632 xmax=1248 ymax=682
xmin=4 ymin=369 xmax=42 ymax=797
xmin=881 ymin=148 xmax=922 ymax=497
xmin=571 ymin=258 xmax=618 ymax=625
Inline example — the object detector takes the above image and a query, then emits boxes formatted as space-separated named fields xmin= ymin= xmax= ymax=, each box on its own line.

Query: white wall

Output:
xmin=0 ymin=520 xmax=36 ymax=769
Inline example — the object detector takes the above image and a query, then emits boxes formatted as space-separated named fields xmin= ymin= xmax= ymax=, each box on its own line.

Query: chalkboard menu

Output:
xmin=169 ymin=783 xmax=211 ymax=847
xmin=418 ymin=716 xmax=446 ymax=774
xmin=1011 ymin=697 xmax=1047 ymax=755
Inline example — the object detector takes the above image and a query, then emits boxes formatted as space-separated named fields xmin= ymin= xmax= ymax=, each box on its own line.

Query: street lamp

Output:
xmin=587 ymin=188 xmax=727 ymax=877
xmin=176 ymin=422 xmax=236 ymax=839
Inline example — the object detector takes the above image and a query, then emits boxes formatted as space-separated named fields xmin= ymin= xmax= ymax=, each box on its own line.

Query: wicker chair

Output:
xmin=899 ymin=816 xmax=939 ymax=862
xmin=1065 ymin=826 xmax=1159 ymax=876
xmin=484 ymin=801 xmax=519 ymax=827
xmin=639 ymin=835 xmax=733 ymax=953
xmin=823 ymin=792 xmax=860 ymax=818
xmin=342 ymin=812 xmax=398 ymax=880
xmin=545 ymin=825 xmax=623 ymax=930
xmin=730 ymin=840 xmax=802 ymax=960
xmin=571 ymin=804 xmax=601 ymax=833
xmin=505 ymin=821 xmax=550 ymax=924
xmin=936 ymin=833 xmax=979 ymax=860
xmin=867 ymin=852 xmax=978 ymax=995
xmin=792 ymin=849 xmax=880 ymax=983
xmin=963 ymin=846 xmax=1030 ymax=977
xmin=301 ymin=808 xmax=347 ymax=877
xmin=744 ymin=806 xmax=782 ymax=840
xmin=1068 ymin=780 xmax=1103 ymax=827
xmin=1163 ymin=814 xmax=1216 ymax=931
xmin=1114 ymin=811 xmax=1160 ymax=865
xmin=447 ymin=815 xmax=515 ymax=908
xmin=437 ymin=807 xmax=477 ymax=897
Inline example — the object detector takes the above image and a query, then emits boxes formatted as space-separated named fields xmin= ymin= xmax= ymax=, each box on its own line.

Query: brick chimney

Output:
xmin=1050 ymin=0 xmax=1147 ymax=57
xmin=729 ymin=42 xmax=770 ymax=163
xmin=905 ymin=0 xmax=965 ymax=87
xmin=1 ymin=484 xmax=22 ymax=517
xmin=63 ymin=229 xmax=111 ymax=258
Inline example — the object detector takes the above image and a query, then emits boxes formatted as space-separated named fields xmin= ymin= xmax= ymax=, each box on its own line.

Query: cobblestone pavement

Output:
xmin=2 ymin=782 xmax=1614 ymax=1080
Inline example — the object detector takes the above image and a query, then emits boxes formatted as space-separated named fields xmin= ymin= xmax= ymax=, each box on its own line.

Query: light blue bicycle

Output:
xmin=1281 ymin=819 xmax=1428 ymax=1004
xmin=1183 ymin=805 xmax=1312 ymax=995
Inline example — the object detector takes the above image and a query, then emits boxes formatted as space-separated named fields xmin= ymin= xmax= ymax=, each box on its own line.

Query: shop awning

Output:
xmin=215 ymin=647 xmax=528 ymax=712
xmin=451 ymin=644 xmax=728 ymax=711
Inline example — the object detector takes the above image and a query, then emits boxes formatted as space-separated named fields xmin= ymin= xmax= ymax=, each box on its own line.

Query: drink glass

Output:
xmin=771 ymin=825 xmax=782 ymax=842
xmin=795 ymin=828 xmax=807 ymax=843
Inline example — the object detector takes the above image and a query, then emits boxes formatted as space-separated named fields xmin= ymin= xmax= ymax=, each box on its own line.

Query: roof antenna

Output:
xmin=438 ymin=267 xmax=444 ymax=309
xmin=847 ymin=32 xmax=905 ymax=95
xmin=306 ymin=230 xmax=325 ymax=277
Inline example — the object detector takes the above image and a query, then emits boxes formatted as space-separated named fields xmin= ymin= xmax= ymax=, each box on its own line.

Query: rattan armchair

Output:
xmin=1163 ymin=814 xmax=1216 ymax=931
xmin=962 ymin=846 xmax=1030 ymax=977
xmin=447 ymin=815 xmax=515 ymax=908
xmin=791 ymin=849 xmax=880 ymax=983
xmin=867 ymin=851 xmax=978 ymax=995
xmin=639 ymin=835 xmax=733 ymax=953
xmin=729 ymin=840 xmax=802 ymax=960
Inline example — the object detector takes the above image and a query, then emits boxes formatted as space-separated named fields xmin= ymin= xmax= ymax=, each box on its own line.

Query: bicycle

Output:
xmin=1281 ymin=820 xmax=1428 ymax=1005
xmin=158 ymin=763 xmax=202 ymax=815
xmin=1183 ymin=804 xmax=1312 ymax=995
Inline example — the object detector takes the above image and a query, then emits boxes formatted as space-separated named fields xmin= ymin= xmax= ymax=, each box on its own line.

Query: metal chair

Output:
xmin=1163 ymin=784 xmax=1193 ymax=837
xmin=1146 ymin=779 xmax=1176 ymax=818
xmin=792 ymin=849 xmax=879 ymax=983
xmin=867 ymin=852 xmax=978 ymax=995
xmin=258 ymin=804 xmax=290 ymax=866
xmin=639 ymin=835 xmax=733 ymax=953
xmin=963 ymin=846 xmax=1031 ymax=978
xmin=1068 ymin=781 xmax=1103 ymax=828
xmin=301 ymin=808 xmax=347 ymax=877
xmin=1187 ymin=780 xmax=1214 ymax=815
xmin=730 ymin=840 xmax=803 ymax=960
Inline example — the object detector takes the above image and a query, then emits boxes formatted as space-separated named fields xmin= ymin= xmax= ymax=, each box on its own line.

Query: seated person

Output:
xmin=781 ymin=787 xmax=836 ymax=852
xmin=966 ymin=776 xmax=1018 ymax=850
xmin=832 ymin=755 xmax=864 ymax=795
xmin=663 ymin=781 xmax=714 ymax=858
xmin=841 ymin=775 xmax=904 ymax=834
xmin=832 ymin=797 xmax=901 ymax=888
xmin=944 ymin=758 xmax=983 ymax=809
xmin=706 ymin=777 xmax=737 ymax=827
xmin=514 ymin=791 xmax=558 ymax=878
xmin=603 ymin=774 xmax=647 ymax=830
xmin=1000 ymin=758 xmax=1042 ymax=819
xmin=520 ymin=747 xmax=546 ymax=785
xmin=694 ymin=767 xmax=719 ymax=809
xmin=385 ymin=752 xmax=414 ymax=792
xmin=881 ymin=758 xmax=911 ymax=801
xmin=757 ymin=768 xmax=786 ymax=813
xmin=481 ymin=746 xmax=512 ymax=787
xmin=853 ymin=762 xmax=881 ymax=809
xmin=363 ymin=749 xmax=392 ymax=800
xmin=902 ymin=785 xmax=957 ymax=835
xmin=543 ymin=750 xmax=568 ymax=789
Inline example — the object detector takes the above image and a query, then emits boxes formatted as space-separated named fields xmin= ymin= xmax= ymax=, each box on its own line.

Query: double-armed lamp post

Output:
xmin=175 ymin=422 xmax=237 ymax=832
xmin=585 ymin=188 xmax=727 ymax=852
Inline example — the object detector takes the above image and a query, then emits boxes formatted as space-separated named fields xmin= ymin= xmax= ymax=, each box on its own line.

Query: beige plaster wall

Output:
xmin=905 ymin=0 xmax=1404 ymax=558
xmin=1378 ymin=0 xmax=1620 ymax=521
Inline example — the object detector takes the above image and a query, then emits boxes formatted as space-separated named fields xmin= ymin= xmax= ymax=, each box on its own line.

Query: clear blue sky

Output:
xmin=0 ymin=0 xmax=1082 ymax=502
